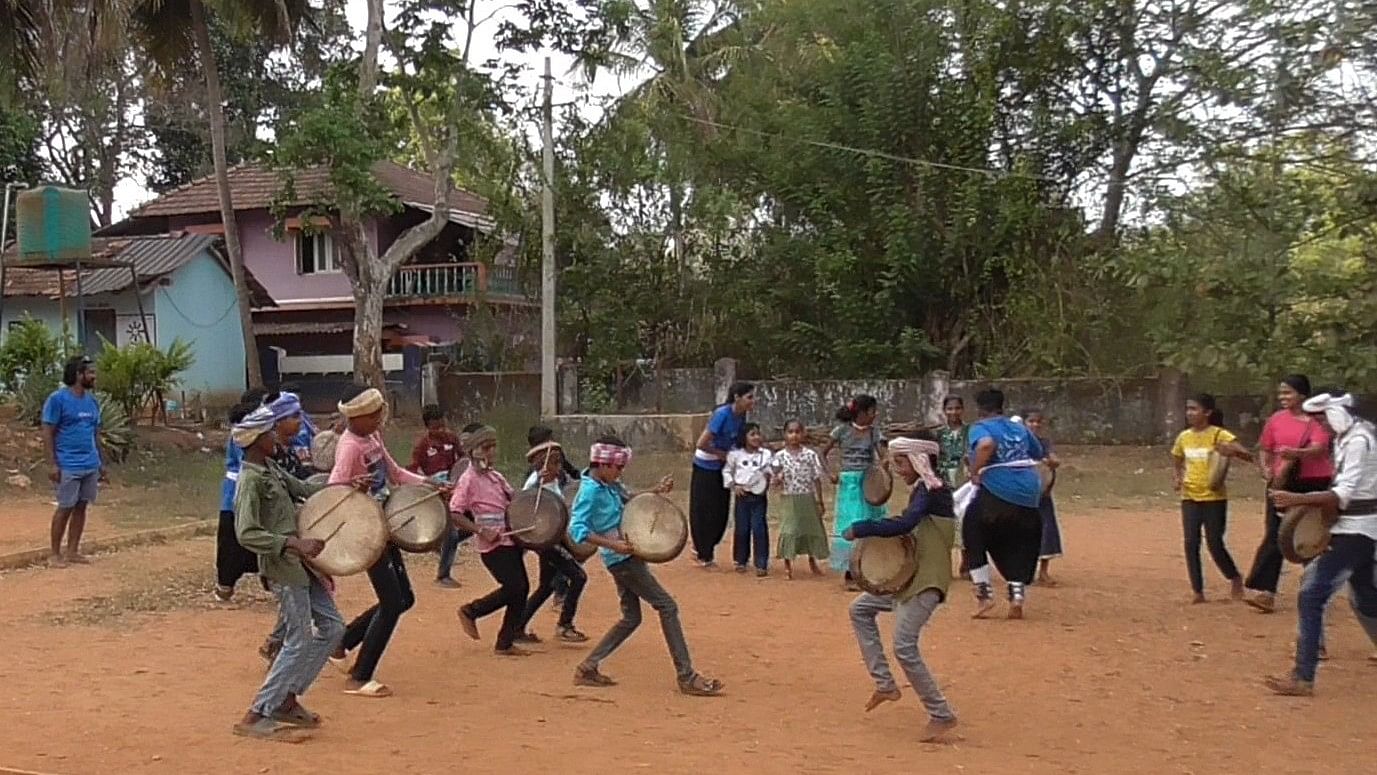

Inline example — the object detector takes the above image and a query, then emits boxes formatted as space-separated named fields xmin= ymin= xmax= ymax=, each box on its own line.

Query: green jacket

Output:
xmin=899 ymin=514 xmax=956 ymax=603
xmin=234 ymin=459 xmax=323 ymax=587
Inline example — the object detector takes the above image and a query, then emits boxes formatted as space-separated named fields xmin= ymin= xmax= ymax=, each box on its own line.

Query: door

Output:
xmin=83 ymin=308 xmax=116 ymax=354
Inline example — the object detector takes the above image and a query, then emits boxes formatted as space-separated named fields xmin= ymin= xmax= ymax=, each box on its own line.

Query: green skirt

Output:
xmin=776 ymin=494 xmax=830 ymax=560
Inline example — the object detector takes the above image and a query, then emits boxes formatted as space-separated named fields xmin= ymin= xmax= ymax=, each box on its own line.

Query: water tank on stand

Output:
xmin=15 ymin=186 xmax=91 ymax=265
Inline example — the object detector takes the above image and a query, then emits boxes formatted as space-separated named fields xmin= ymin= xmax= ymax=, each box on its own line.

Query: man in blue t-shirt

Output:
xmin=42 ymin=356 xmax=105 ymax=567
xmin=965 ymin=388 xmax=1045 ymax=619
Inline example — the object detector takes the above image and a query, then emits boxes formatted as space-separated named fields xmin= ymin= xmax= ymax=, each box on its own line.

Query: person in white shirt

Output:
xmin=723 ymin=423 xmax=774 ymax=576
xmin=1267 ymin=392 xmax=1377 ymax=696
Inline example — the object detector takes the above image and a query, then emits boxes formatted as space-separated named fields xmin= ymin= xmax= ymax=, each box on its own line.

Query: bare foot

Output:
xmin=1007 ymin=602 xmax=1025 ymax=620
xmin=1037 ymin=574 xmax=1057 ymax=587
xmin=1191 ymin=593 xmax=1207 ymax=605
xmin=864 ymin=688 xmax=901 ymax=712
xmin=65 ymin=552 xmax=90 ymax=565
xmin=784 ymin=566 xmax=794 ymax=581
xmin=920 ymin=717 xmax=959 ymax=743
xmin=809 ymin=559 xmax=823 ymax=576
xmin=47 ymin=554 xmax=68 ymax=568
xmin=1264 ymin=674 xmax=1313 ymax=697
xmin=1230 ymin=577 xmax=1245 ymax=601
xmin=972 ymin=598 xmax=996 ymax=619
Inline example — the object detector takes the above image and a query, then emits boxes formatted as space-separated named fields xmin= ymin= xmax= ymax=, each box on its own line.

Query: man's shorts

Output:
xmin=56 ymin=470 xmax=99 ymax=509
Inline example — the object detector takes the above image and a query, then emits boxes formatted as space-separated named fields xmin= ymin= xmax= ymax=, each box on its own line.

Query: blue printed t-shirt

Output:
xmin=968 ymin=416 xmax=1044 ymax=508
xmin=569 ymin=473 xmax=633 ymax=569
xmin=220 ymin=439 xmax=244 ymax=512
xmin=693 ymin=404 xmax=745 ymax=472
xmin=41 ymin=387 xmax=102 ymax=473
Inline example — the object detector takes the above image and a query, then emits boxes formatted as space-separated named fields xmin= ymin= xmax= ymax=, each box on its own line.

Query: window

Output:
xmin=296 ymin=231 xmax=340 ymax=275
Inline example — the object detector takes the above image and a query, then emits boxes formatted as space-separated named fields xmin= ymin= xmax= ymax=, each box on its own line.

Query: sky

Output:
xmin=109 ymin=0 xmax=638 ymax=220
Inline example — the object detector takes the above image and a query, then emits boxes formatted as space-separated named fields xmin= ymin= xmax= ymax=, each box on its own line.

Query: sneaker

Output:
xmin=213 ymin=585 xmax=234 ymax=603
xmin=513 ymin=631 xmax=542 ymax=645
xmin=755 ymin=568 xmax=768 ymax=578
xmin=434 ymin=577 xmax=461 ymax=589
xmin=734 ymin=563 xmax=748 ymax=574
xmin=556 ymin=626 xmax=589 ymax=643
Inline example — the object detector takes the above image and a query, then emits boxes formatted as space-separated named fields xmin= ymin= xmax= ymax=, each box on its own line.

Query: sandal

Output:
xmin=1264 ymin=675 xmax=1313 ymax=697
xmin=271 ymin=703 xmax=321 ymax=728
xmin=574 ymin=664 xmax=617 ymax=687
xmin=494 ymin=645 xmax=533 ymax=657
xmin=557 ymin=626 xmax=589 ymax=643
xmin=457 ymin=607 xmax=480 ymax=641
xmin=232 ymin=717 xmax=309 ymax=743
xmin=678 ymin=674 xmax=725 ymax=697
xmin=343 ymin=680 xmax=393 ymax=698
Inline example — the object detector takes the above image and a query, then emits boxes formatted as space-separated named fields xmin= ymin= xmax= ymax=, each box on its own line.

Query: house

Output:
xmin=99 ymin=161 xmax=538 ymax=393
xmin=1 ymin=233 xmax=275 ymax=404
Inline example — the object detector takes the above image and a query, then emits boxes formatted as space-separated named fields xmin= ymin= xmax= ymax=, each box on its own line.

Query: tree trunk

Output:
xmin=190 ymin=0 xmax=263 ymax=389
xmin=353 ymin=276 xmax=387 ymax=389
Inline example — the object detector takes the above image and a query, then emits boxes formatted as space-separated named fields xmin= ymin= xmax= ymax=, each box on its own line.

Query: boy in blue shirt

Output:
xmin=41 ymin=356 xmax=105 ymax=567
xmin=569 ymin=435 xmax=724 ymax=696
xmin=965 ymin=388 xmax=1046 ymax=619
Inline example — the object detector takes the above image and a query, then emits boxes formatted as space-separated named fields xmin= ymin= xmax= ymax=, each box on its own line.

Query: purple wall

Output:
xmin=168 ymin=209 xmax=381 ymax=305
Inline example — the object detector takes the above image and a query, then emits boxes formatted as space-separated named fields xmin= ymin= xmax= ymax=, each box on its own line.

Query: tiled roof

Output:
xmin=129 ymin=160 xmax=490 ymax=225
xmin=2 ymin=234 xmax=275 ymax=307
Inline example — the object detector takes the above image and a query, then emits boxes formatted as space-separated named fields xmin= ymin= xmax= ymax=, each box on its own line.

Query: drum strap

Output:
xmin=1340 ymin=498 xmax=1377 ymax=516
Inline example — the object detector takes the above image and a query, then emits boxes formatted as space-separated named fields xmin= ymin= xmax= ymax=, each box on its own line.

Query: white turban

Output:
xmin=890 ymin=437 xmax=944 ymax=490
xmin=231 ymin=406 xmax=276 ymax=448
xmin=338 ymin=388 xmax=385 ymax=419
xmin=1303 ymin=392 xmax=1357 ymax=435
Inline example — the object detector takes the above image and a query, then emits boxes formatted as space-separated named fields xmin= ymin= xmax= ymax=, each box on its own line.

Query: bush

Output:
xmin=95 ymin=338 xmax=195 ymax=423
xmin=94 ymin=392 xmax=133 ymax=463
xmin=0 ymin=315 xmax=66 ymax=391
xmin=15 ymin=369 xmax=59 ymax=424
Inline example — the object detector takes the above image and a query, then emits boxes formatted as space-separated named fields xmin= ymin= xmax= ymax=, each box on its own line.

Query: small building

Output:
xmin=1 ymin=233 xmax=275 ymax=405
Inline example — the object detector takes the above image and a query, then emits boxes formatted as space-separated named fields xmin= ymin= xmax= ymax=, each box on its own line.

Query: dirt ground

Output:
xmin=1 ymin=451 xmax=1374 ymax=775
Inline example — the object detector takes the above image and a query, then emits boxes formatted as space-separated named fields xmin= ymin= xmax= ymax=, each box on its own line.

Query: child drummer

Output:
xmin=232 ymin=407 xmax=344 ymax=742
xmin=842 ymin=435 xmax=958 ymax=743
xmin=569 ymin=435 xmax=724 ymax=696
xmin=516 ymin=438 xmax=589 ymax=644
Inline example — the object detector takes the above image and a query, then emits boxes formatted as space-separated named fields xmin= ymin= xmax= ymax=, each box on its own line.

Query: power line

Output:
xmin=677 ymin=114 xmax=1059 ymax=182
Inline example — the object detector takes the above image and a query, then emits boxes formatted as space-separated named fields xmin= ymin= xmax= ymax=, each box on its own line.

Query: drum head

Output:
xmin=853 ymin=534 xmax=918 ymax=596
xmin=862 ymin=464 xmax=893 ymax=506
xmin=306 ymin=472 xmax=330 ymax=486
xmin=622 ymin=493 xmax=688 ymax=563
xmin=1279 ymin=504 xmax=1334 ymax=564
xmin=310 ymin=430 xmax=339 ymax=473
xmin=506 ymin=489 xmax=568 ymax=549
xmin=385 ymin=484 xmax=450 ymax=552
xmin=558 ymin=480 xmax=597 ymax=560
xmin=297 ymin=485 xmax=387 ymax=576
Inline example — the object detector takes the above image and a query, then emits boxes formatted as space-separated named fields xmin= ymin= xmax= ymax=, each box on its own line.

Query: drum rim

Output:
xmin=853 ymin=534 xmax=918 ymax=595
xmin=506 ymin=488 xmax=570 ymax=549
xmin=298 ymin=484 xmax=388 ymax=575
xmin=1279 ymin=505 xmax=1333 ymax=564
xmin=862 ymin=463 xmax=893 ymax=506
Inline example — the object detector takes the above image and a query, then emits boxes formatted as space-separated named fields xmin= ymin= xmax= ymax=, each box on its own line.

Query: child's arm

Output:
xmin=383 ymin=441 xmax=428 ymax=486
xmin=1170 ymin=435 xmax=1185 ymax=492
xmin=847 ymin=489 xmax=926 ymax=539
xmin=569 ymin=490 xmax=633 ymax=554
xmin=408 ymin=437 xmax=427 ymax=474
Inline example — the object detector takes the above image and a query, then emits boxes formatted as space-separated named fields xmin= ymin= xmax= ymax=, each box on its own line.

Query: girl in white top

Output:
xmin=771 ymin=419 xmax=830 ymax=580
xmin=724 ymin=424 xmax=774 ymax=576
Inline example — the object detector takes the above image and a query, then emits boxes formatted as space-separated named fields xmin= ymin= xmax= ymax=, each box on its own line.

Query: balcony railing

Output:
xmin=385 ymin=262 xmax=524 ymax=300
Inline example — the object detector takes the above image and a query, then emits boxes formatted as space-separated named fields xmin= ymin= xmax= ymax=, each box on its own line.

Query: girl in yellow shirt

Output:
xmin=1171 ymin=393 xmax=1255 ymax=603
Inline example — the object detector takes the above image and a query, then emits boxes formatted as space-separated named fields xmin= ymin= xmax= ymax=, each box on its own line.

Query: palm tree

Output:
xmin=0 ymin=0 xmax=41 ymax=103
xmin=129 ymin=0 xmax=311 ymax=388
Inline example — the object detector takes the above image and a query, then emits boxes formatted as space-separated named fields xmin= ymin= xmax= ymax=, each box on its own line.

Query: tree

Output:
xmin=131 ymin=0 xmax=315 ymax=389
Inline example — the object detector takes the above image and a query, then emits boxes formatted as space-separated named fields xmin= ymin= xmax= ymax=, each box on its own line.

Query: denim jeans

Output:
xmin=249 ymin=574 xmax=345 ymax=716
xmin=436 ymin=527 xmax=472 ymax=580
xmin=585 ymin=559 xmax=695 ymax=683
xmin=849 ymin=589 xmax=955 ymax=722
xmin=732 ymin=493 xmax=769 ymax=571
xmin=1293 ymin=533 xmax=1377 ymax=683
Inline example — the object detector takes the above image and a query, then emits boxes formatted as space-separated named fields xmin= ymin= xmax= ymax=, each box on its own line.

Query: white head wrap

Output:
xmin=1302 ymin=392 xmax=1357 ymax=436
xmin=889 ymin=437 xmax=944 ymax=490
xmin=338 ymin=388 xmax=385 ymax=419
xmin=231 ymin=406 xmax=276 ymax=449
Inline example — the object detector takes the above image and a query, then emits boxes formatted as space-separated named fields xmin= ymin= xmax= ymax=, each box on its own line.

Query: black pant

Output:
xmin=1181 ymin=500 xmax=1241 ymax=594
xmin=963 ymin=491 xmax=1043 ymax=584
xmin=342 ymin=545 xmax=415 ymax=682
xmin=689 ymin=465 xmax=731 ymax=563
xmin=521 ymin=545 xmax=587 ymax=630
xmin=215 ymin=510 xmax=259 ymax=589
xmin=1245 ymin=478 xmax=1331 ymax=594
xmin=465 ymin=545 xmax=530 ymax=650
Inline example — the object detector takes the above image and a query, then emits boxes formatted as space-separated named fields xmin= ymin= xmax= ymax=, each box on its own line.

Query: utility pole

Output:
xmin=0 ymin=181 xmax=29 ymax=342
xmin=540 ymin=56 xmax=557 ymax=418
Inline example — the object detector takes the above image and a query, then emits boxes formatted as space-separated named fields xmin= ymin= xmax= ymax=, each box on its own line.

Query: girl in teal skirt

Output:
xmin=822 ymin=395 xmax=887 ymax=589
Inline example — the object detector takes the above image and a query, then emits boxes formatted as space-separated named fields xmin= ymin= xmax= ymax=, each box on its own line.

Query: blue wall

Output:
xmin=155 ymin=252 xmax=246 ymax=403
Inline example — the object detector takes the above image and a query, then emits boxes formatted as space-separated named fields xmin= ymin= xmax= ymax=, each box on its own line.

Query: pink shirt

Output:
xmin=328 ymin=430 xmax=427 ymax=489
xmin=1260 ymin=410 xmax=1334 ymax=481
xmin=449 ymin=463 xmax=514 ymax=553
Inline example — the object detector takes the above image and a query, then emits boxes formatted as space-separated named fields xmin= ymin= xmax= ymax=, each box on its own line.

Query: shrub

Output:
xmin=15 ymin=369 xmax=59 ymax=424
xmin=95 ymin=338 xmax=195 ymax=423
xmin=0 ymin=315 xmax=66 ymax=391
xmin=94 ymin=392 xmax=133 ymax=463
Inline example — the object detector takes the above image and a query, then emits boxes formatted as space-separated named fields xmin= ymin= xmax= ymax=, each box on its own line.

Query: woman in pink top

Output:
xmin=450 ymin=425 xmax=530 ymax=656
xmin=1244 ymin=374 xmax=1335 ymax=613
xmin=328 ymin=388 xmax=431 ymax=698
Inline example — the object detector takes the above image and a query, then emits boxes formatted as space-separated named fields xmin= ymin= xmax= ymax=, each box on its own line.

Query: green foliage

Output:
xmin=0 ymin=315 xmax=66 ymax=391
xmin=94 ymin=339 xmax=196 ymax=423
xmin=14 ymin=368 xmax=58 ymax=424
xmin=93 ymin=391 xmax=134 ymax=462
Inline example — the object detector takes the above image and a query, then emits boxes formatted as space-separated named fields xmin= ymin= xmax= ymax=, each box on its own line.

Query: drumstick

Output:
xmin=307 ymin=489 xmax=357 ymax=531
xmin=501 ymin=525 xmax=539 ymax=537
xmin=321 ymin=521 xmax=347 ymax=543
xmin=532 ymin=447 xmax=554 ymax=512
xmin=391 ymin=515 xmax=416 ymax=532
